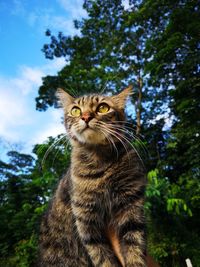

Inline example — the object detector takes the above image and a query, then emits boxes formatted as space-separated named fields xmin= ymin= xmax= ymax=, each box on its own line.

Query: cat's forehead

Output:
xmin=74 ymin=94 xmax=112 ymax=107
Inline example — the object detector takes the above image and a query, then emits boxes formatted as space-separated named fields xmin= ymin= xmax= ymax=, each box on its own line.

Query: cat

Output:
xmin=38 ymin=86 xmax=147 ymax=267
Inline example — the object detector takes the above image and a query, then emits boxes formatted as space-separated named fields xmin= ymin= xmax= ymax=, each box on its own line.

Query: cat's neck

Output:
xmin=71 ymin=140 xmax=125 ymax=162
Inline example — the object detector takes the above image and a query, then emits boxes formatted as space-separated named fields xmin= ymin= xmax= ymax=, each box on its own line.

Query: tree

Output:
xmin=0 ymin=151 xmax=37 ymax=266
xmin=139 ymin=0 xmax=200 ymax=265
xmin=0 ymin=136 xmax=71 ymax=266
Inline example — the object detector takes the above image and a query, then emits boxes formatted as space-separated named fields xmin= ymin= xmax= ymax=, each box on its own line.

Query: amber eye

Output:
xmin=97 ymin=103 xmax=110 ymax=113
xmin=71 ymin=107 xmax=81 ymax=117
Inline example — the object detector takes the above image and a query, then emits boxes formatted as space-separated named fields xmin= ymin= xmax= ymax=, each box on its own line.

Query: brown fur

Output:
xmin=38 ymin=87 xmax=148 ymax=267
xmin=106 ymin=225 xmax=125 ymax=266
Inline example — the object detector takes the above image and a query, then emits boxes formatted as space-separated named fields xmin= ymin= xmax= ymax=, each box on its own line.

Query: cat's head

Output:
xmin=57 ymin=87 xmax=132 ymax=145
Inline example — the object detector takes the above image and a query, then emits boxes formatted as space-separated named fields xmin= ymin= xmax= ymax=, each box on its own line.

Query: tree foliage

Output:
xmin=0 ymin=137 xmax=71 ymax=266
xmin=1 ymin=0 xmax=199 ymax=266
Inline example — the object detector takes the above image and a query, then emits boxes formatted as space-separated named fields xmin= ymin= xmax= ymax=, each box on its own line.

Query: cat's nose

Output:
xmin=81 ymin=112 xmax=93 ymax=123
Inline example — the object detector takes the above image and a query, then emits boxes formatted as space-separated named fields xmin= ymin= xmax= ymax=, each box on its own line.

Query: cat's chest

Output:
xmin=71 ymin=158 xmax=128 ymax=190
xmin=70 ymin=161 xmax=134 ymax=211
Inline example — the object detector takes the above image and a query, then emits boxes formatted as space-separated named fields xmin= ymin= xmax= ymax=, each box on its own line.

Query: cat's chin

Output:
xmin=73 ymin=128 xmax=107 ymax=145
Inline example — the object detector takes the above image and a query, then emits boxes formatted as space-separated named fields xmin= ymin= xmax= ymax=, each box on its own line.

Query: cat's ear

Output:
xmin=56 ymin=88 xmax=74 ymax=108
xmin=112 ymin=85 xmax=133 ymax=109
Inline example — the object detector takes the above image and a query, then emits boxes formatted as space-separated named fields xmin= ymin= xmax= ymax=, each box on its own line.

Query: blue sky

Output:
xmin=0 ymin=0 xmax=87 ymax=158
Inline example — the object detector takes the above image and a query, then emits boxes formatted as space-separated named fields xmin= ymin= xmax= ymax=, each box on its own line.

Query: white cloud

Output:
xmin=45 ymin=57 xmax=66 ymax=72
xmin=0 ymin=79 xmax=30 ymax=141
xmin=27 ymin=11 xmax=78 ymax=35
xmin=11 ymin=58 xmax=66 ymax=95
xmin=13 ymin=66 xmax=44 ymax=95
xmin=46 ymin=15 xmax=77 ymax=35
xmin=0 ymin=58 xmax=66 ymax=153
xmin=10 ymin=0 xmax=87 ymax=35
xmin=57 ymin=0 xmax=87 ymax=18
xmin=30 ymin=109 xmax=65 ymax=145
xmin=12 ymin=0 xmax=87 ymax=36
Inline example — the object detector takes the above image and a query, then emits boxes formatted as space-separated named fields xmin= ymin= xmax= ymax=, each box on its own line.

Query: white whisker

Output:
xmin=41 ymin=134 xmax=69 ymax=168
xmin=96 ymin=126 xmax=119 ymax=159
xmin=98 ymin=121 xmax=145 ymax=167
xmin=106 ymin=124 xmax=148 ymax=156
xmin=97 ymin=123 xmax=132 ymax=164
xmin=51 ymin=138 xmax=71 ymax=169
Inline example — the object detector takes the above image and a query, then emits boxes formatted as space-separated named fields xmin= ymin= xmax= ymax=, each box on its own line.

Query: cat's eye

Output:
xmin=71 ymin=107 xmax=81 ymax=117
xmin=97 ymin=103 xmax=110 ymax=114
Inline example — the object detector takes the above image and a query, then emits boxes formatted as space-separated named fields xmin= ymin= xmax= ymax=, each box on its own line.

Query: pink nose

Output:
xmin=81 ymin=112 xmax=93 ymax=123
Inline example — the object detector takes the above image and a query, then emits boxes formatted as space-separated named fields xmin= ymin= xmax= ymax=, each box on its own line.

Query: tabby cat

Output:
xmin=38 ymin=86 xmax=147 ymax=267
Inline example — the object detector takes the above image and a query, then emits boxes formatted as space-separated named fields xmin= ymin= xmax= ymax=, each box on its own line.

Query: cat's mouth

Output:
xmin=80 ymin=124 xmax=95 ymax=133
xmin=74 ymin=123 xmax=107 ymax=145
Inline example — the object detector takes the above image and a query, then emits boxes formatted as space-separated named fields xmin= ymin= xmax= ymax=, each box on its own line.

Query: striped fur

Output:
xmin=38 ymin=87 xmax=147 ymax=267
